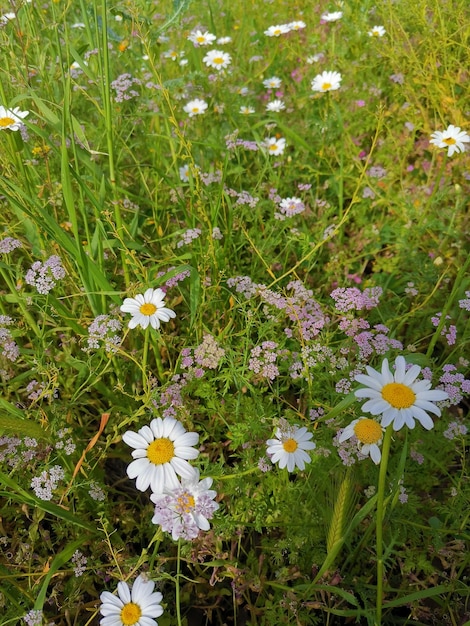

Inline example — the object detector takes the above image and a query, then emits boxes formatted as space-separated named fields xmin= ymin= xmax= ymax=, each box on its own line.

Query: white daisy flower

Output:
xmin=216 ymin=36 xmax=232 ymax=44
xmin=0 ymin=12 xmax=16 ymax=23
xmin=429 ymin=124 xmax=470 ymax=157
xmin=187 ymin=29 xmax=216 ymax=46
xmin=123 ymin=417 xmax=199 ymax=493
xmin=202 ymin=49 xmax=232 ymax=70
xmin=183 ymin=98 xmax=208 ymax=117
xmin=288 ymin=20 xmax=306 ymax=30
xmin=278 ymin=196 xmax=305 ymax=216
xmin=321 ymin=11 xmax=343 ymax=22
xmin=179 ymin=163 xmax=200 ymax=182
xmin=99 ymin=574 xmax=164 ymax=626
xmin=120 ymin=287 xmax=176 ymax=330
xmin=306 ymin=52 xmax=325 ymax=64
xmin=355 ymin=355 xmax=449 ymax=431
xmin=368 ymin=25 xmax=386 ymax=37
xmin=0 ymin=106 xmax=29 ymax=131
xmin=240 ymin=106 xmax=255 ymax=115
xmin=339 ymin=417 xmax=384 ymax=464
xmin=264 ymin=24 xmax=291 ymax=37
xmin=151 ymin=469 xmax=219 ymax=540
xmin=266 ymin=422 xmax=316 ymax=472
xmin=311 ymin=70 xmax=342 ymax=92
xmin=264 ymin=136 xmax=286 ymax=155
xmin=266 ymin=99 xmax=286 ymax=112
xmin=263 ymin=76 xmax=282 ymax=89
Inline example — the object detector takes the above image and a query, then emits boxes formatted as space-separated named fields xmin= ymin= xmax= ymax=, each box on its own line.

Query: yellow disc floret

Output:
xmin=443 ymin=137 xmax=456 ymax=146
xmin=381 ymin=382 xmax=416 ymax=408
xmin=322 ymin=82 xmax=332 ymax=90
xmin=147 ymin=438 xmax=175 ymax=465
xmin=282 ymin=438 xmax=298 ymax=453
xmin=140 ymin=302 xmax=157 ymax=316
xmin=353 ymin=419 xmax=383 ymax=444
xmin=120 ymin=602 xmax=142 ymax=625
xmin=0 ymin=117 xmax=15 ymax=128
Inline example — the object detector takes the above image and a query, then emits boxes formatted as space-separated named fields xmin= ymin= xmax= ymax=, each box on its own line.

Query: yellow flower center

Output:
xmin=381 ymin=382 xmax=416 ymax=408
xmin=372 ymin=31 xmax=380 ymax=36
xmin=0 ymin=117 xmax=15 ymax=128
xmin=269 ymin=144 xmax=278 ymax=151
xmin=139 ymin=302 xmax=157 ymax=316
xmin=213 ymin=57 xmax=224 ymax=64
xmin=274 ymin=29 xmax=281 ymax=35
xmin=322 ymin=82 xmax=332 ymax=90
xmin=282 ymin=438 xmax=298 ymax=453
xmin=120 ymin=602 xmax=142 ymax=626
xmin=353 ymin=419 xmax=382 ymax=444
xmin=176 ymin=491 xmax=196 ymax=514
xmin=196 ymin=36 xmax=205 ymax=42
xmin=443 ymin=137 xmax=456 ymax=146
xmin=147 ymin=438 xmax=175 ymax=464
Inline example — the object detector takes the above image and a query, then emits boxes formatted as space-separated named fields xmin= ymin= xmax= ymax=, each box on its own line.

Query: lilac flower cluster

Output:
xmin=156 ymin=267 xmax=191 ymax=290
xmin=55 ymin=428 xmax=76 ymax=455
xmin=438 ymin=364 xmax=470 ymax=406
xmin=31 ymin=464 xmax=65 ymax=501
xmin=25 ymin=255 xmax=66 ymax=294
xmin=212 ymin=227 xmax=223 ymax=240
xmin=0 ymin=436 xmax=40 ymax=468
xmin=367 ymin=165 xmax=387 ymax=178
xmin=344 ymin=322 xmax=403 ymax=360
xmin=248 ymin=341 xmax=280 ymax=381
xmin=23 ymin=609 xmax=43 ymax=626
xmin=225 ymin=132 xmax=259 ymax=152
xmin=83 ymin=314 xmax=123 ymax=353
xmin=225 ymin=187 xmax=259 ymax=208
xmin=26 ymin=379 xmax=58 ymax=403
xmin=443 ymin=421 xmax=468 ymax=440
xmin=177 ymin=228 xmax=201 ymax=248
xmin=431 ymin=313 xmax=457 ymax=346
xmin=290 ymin=343 xmax=348 ymax=382
xmin=88 ymin=480 xmax=106 ymax=501
xmin=71 ymin=549 xmax=87 ymax=577
xmin=333 ymin=428 xmax=368 ymax=466
xmin=0 ymin=236 xmax=22 ymax=253
xmin=200 ymin=169 xmax=223 ymax=185
xmin=193 ymin=334 xmax=226 ymax=369
xmin=330 ymin=286 xmax=383 ymax=312
xmin=459 ymin=291 xmax=470 ymax=311
xmin=0 ymin=316 xmax=19 ymax=362
xmin=111 ymin=73 xmax=141 ymax=102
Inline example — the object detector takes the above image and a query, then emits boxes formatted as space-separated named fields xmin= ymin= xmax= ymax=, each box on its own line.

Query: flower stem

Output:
xmin=142 ymin=327 xmax=150 ymax=389
xmin=376 ymin=425 xmax=393 ymax=626
xmin=176 ymin=539 xmax=182 ymax=626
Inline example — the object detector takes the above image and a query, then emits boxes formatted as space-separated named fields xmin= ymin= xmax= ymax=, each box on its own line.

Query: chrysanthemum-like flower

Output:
xmin=321 ymin=11 xmax=343 ymax=22
xmin=288 ymin=20 xmax=306 ymax=30
xmin=429 ymin=124 xmax=470 ymax=157
xmin=266 ymin=99 xmax=286 ymax=112
xmin=123 ymin=417 xmax=199 ymax=493
xmin=263 ymin=76 xmax=282 ymax=89
xmin=183 ymin=98 xmax=208 ymax=117
xmin=187 ymin=29 xmax=216 ymax=46
xmin=266 ymin=422 xmax=316 ymax=471
xmin=0 ymin=105 xmax=29 ymax=131
xmin=151 ymin=469 xmax=219 ymax=540
xmin=217 ymin=36 xmax=232 ymax=45
xmin=339 ymin=418 xmax=384 ymax=464
xmin=368 ymin=25 xmax=386 ymax=37
xmin=311 ymin=70 xmax=342 ymax=92
xmin=278 ymin=196 xmax=305 ymax=217
xmin=99 ymin=574 xmax=163 ymax=626
xmin=120 ymin=288 xmax=176 ymax=330
xmin=240 ymin=105 xmax=255 ymax=115
xmin=202 ymin=49 xmax=231 ymax=70
xmin=355 ymin=356 xmax=449 ymax=431
xmin=264 ymin=24 xmax=291 ymax=37
xmin=264 ymin=136 xmax=286 ymax=155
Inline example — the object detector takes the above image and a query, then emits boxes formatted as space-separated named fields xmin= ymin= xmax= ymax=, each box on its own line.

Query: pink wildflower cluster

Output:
xmin=0 ymin=316 xmax=19 ymax=362
xmin=248 ymin=341 xmax=280 ymax=381
xmin=431 ymin=313 xmax=457 ymax=346
xmin=83 ymin=314 xmax=123 ymax=354
xmin=25 ymin=255 xmax=66 ymax=294
xmin=330 ymin=286 xmax=383 ymax=312
xmin=438 ymin=364 xmax=470 ymax=406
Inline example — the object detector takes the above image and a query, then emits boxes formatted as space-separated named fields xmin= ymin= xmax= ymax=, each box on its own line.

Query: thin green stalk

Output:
xmin=376 ymin=425 xmax=393 ymax=626
xmin=176 ymin=539 xmax=183 ymax=626
xmin=96 ymin=0 xmax=129 ymax=287
xmin=0 ymin=268 xmax=41 ymax=338
xmin=426 ymin=251 xmax=470 ymax=359
xmin=142 ymin=326 xmax=150 ymax=389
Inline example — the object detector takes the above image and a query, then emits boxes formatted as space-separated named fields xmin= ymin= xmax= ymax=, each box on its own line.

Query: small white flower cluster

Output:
xmin=264 ymin=21 xmax=306 ymax=37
